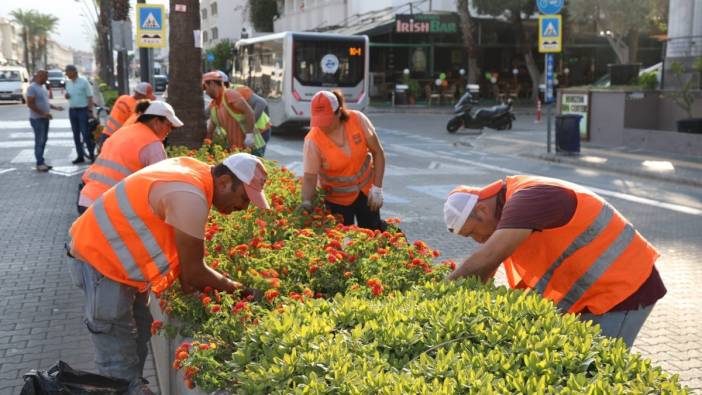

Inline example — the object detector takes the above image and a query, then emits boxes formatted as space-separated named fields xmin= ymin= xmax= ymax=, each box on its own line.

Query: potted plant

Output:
xmin=403 ymin=75 xmax=420 ymax=105
xmin=668 ymin=58 xmax=702 ymax=133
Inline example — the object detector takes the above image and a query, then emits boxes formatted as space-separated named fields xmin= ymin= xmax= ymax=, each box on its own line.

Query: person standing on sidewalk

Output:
xmin=100 ymin=82 xmax=157 ymax=144
xmin=300 ymin=90 xmax=387 ymax=230
xmin=202 ymin=71 xmax=255 ymax=150
xmin=442 ymin=175 xmax=666 ymax=347
xmin=77 ymin=101 xmax=176 ymax=214
xmin=26 ymin=69 xmax=63 ymax=172
xmin=67 ymin=152 xmax=269 ymax=392
xmin=64 ymin=65 xmax=95 ymax=164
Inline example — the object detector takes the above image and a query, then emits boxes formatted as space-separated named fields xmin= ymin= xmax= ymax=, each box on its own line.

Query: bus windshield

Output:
xmin=293 ymin=37 xmax=365 ymax=87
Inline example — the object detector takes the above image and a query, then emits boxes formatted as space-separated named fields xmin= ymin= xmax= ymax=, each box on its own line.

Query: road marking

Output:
xmin=10 ymin=131 xmax=74 ymax=139
xmin=284 ymin=161 xmax=303 ymax=177
xmin=383 ymin=192 xmax=410 ymax=204
xmin=408 ymin=185 xmax=456 ymax=200
xmin=0 ymin=119 xmax=72 ymax=129
xmin=439 ymin=152 xmax=702 ymax=216
xmin=0 ymin=139 xmax=75 ymax=148
xmin=11 ymin=149 xmax=40 ymax=163
xmin=0 ymin=168 xmax=16 ymax=175
xmin=49 ymin=165 xmax=88 ymax=177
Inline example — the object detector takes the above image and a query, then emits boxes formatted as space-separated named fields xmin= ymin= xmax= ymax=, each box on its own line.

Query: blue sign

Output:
xmin=207 ymin=53 xmax=215 ymax=62
xmin=537 ymin=0 xmax=564 ymax=15
xmin=138 ymin=6 xmax=163 ymax=31
xmin=545 ymin=54 xmax=555 ymax=104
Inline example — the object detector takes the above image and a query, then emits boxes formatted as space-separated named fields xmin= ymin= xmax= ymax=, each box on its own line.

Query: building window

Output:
xmin=201 ymin=8 xmax=207 ymax=19
xmin=212 ymin=27 xmax=218 ymax=40
xmin=203 ymin=30 xmax=209 ymax=42
xmin=211 ymin=2 xmax=218 ymax=15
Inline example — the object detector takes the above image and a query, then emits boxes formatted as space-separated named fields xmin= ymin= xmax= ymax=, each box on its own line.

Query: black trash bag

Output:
xmin=20 ymin=360 xmax=130 ymax=395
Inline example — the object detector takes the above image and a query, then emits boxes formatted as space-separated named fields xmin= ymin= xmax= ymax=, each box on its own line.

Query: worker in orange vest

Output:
xmin=77 ymin=100 xmax=175 ymax=214
xmin=99 ymin=82 xmax=157 ymax=146
xmin=443 ymin=176 xmax=666 ymax=347
xmin=67 ymin=152 xmax=269 ymax=391
xmin=300 ymin=90 xmax=387 ymax=230
xmin=202 ymin=71 xmax=255 ymax=150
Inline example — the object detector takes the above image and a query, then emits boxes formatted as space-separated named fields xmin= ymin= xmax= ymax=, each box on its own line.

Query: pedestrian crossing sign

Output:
xmin=136 ymin=4 xmax=166 ymax=48
xmin=538 ymin=14 xmax=562 ymax=53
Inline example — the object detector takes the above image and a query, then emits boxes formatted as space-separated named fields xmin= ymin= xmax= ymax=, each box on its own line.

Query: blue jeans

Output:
xmin=580 ymin=304 xmax=654 ymax=348
xmin=69 ymin=107 xmax=94 ymax=159
xmin=67 ymin=257 xmax=152 ymax=381
xmin=29 ymin=117 xmax=49 ymax=165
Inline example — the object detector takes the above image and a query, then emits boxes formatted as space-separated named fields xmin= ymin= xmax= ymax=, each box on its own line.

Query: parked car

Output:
xmin=47 ymin=69 xmax=66 ymax=89
xmin=154 ymin=74 xmax=168 ymax=92
xmin=0 ymin=66 xmax=30 ymax=103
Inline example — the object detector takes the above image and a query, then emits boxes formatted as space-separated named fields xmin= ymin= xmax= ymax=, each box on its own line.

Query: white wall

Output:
xmin=201 ymin=0 xmax=254 ymax=49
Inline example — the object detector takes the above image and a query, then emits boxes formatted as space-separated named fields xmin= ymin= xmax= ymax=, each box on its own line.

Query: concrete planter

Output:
xmin=149 ymin=297 xmax=213 ymax=395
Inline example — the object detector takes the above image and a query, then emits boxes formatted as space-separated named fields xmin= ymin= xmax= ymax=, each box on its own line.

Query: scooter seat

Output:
xmin=472 ymin=104 xmax=510 ymax=119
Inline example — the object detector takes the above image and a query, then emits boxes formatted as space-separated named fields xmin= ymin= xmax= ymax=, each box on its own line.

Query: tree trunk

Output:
xmin=627 ymin=29 xmax=640 ymax=64
xmin=168 ymin=0 xmax=205 ymax=148
xmin=456 ymin=0 xmax=479 ymax=84
xmin=98 ymin=0 xmax=115 ymax=87
xmin=113 ymin=0 xmax=129 ymax=94
xmin=515 ymin=16 xmax=541 ymax=102
xmin=21 ymin=30 xmax=30 ymax=73
xmin=605 ymin=36 xmax=629 ymax=64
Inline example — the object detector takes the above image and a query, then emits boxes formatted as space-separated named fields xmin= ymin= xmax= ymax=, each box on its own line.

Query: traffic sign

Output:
xmin=136 ymin=4 xmax=166 ymax=48
xmin=545 ymin=54 xmax=555 ymax=104
xmin=536 ymin=0 xmax=564 ymax=14
xmin=207 ymin=53 xmax=215 ymax=62
xmin=538 ymin=14 xmax=562 ymax=53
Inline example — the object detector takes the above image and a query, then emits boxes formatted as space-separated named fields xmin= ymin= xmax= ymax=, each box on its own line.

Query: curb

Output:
xmin=523 ymin=152 xmax=702 ymax=188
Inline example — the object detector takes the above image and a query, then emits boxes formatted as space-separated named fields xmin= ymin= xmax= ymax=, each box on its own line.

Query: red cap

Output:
xmin=134 ymin=82 xmax=156 ymax=100
xmin=310 ymin=91 xmax=339 ymax=128
xmin=202 ymin=71 xmax=223 ymax=84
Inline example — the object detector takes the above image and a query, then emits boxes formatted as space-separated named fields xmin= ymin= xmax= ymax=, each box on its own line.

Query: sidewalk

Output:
xmin=368 ymin=103 xmax=538 ymax=116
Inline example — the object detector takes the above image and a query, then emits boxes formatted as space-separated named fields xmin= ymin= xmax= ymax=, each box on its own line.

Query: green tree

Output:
xmin=249 ymin=0 xmax=277 ymax=32
xmin=473 ymin=0 xmax=541 ymax=101
xmin=9 ymin=9 xmax=34 ymax=72
xmin=206 ymin=39 xmax=234 ymax=73
xmin=568 ymin=0 xmax=668 ymax=64
xmin=10 ymin=9 xmax=58 ymax=72
xmin=34 ymin=13 xmax=58 ymax=69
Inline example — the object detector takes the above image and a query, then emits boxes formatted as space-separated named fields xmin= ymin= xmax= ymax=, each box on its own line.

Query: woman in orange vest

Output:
xmin=442 ymin=176 xmax=666 ymax=347
xmin=300 ymin=90 xmax=387 ymax=230
xmin=67 ymin=153 xmax=269 ymax=390
xmin=77 ymin=100 xmax=177 ymax=214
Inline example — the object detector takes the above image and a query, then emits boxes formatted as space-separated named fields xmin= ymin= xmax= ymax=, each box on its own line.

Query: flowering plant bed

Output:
xmin=150 ymin=145 xmax=687 ymax=394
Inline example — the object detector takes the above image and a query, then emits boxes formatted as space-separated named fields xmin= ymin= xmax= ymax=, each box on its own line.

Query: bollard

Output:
xmin=535 ymin=99 xmax=542 ymax=124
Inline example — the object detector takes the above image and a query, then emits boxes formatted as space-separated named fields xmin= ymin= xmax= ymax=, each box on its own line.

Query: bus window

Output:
xmin=293 ymin=39 xmax=364 ymax=87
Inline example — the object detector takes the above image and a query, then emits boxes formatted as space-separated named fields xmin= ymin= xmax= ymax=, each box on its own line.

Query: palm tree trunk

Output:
xmin=627 ymin=29 xmax=640 ymax=64
xmin=167 ymin=0 xmax=205 ymax=148
xmin=21 ymin=29 xmax=30 ymax=73
xmin=98 ymin=0 xmax=115 ymax=87
xmin=456 ymin=0 xmax=479 ymax=84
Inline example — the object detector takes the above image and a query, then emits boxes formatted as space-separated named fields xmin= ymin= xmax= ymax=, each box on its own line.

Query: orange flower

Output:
xmin=150 ymin=320 xmax=163 ymax=335
xmin=343 ymin=271 xmax=352 ymax=279
xmin=264 ymin=289 xmax=280 ymax=302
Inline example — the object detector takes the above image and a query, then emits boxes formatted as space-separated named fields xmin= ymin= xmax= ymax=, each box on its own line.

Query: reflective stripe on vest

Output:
xmin=104 ymin=115 xmax=122 ymax=134
xmin=94 ymin=158 xmax=131 ymax=177
xmin=557 ymin=224 xmax=635 ymax=312
xmin=319 ymin=154 xmax=371 ymax=185
xmin=92 ymin=182 xmax=170 ymax=283
xmin=86 ymin=172 xmax=119 ymax=187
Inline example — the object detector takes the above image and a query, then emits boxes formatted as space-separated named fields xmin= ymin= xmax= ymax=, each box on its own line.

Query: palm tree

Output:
xmin=113 ymin=0 xmax=130 ymax=94
xmin=10 ymin=9 xmax=36 ymax=72
xmin=167 ymin=0 xmax=205 ymax=147
xmin=34 ymin=13 xmax=59 ymax=69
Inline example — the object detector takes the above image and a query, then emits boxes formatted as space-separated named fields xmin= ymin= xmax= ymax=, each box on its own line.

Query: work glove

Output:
xmin=244 ymin=133 xmax=255 ymax=148
xmin=367 ymin=185 xmax=383 ymax=211
xmin=295 ymin=200 xmax=314 ymax=216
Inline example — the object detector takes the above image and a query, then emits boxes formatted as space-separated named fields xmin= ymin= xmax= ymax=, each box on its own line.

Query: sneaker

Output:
xmin=36 ymin=164 xmax=52 ymax=172
xmin=72 ymin=157 xmax=85 ymax=164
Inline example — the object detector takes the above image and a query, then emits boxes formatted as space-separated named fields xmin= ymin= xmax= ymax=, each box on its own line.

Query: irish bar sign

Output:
xmin=395 ymin=14 xmax=458 ymax=34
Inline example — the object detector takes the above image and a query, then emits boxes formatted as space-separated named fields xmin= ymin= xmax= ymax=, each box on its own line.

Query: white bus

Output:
xmin=232 ymin=32 xmax=370 ymax=130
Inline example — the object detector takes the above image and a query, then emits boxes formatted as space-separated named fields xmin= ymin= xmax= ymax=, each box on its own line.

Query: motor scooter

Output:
xmin=446 ymin=91 xmax=515 ymax=133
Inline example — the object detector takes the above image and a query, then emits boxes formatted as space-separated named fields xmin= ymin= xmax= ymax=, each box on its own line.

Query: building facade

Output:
xmin=46 ymin=40 xmax=73 ymax=70
xmin=73 ymin=50 xmax=94 ymax=76
xmin=0 ymin=18 xmax=23 ymax=66
xmin=200 ymin=0 xmax=255 ymax=49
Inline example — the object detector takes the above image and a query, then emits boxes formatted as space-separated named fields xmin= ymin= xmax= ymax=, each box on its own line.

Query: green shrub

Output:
xmin=102 ymin=89 xmax=119 ymax=108
xmin=637 ymin=71 xmax=658 ymax=90
xmin=184 ymin=280 xmax=687 ymax=393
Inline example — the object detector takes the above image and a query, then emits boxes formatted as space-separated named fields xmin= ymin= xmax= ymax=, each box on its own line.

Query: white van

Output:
xmin=0 ymin=66 xmax=30 ymax=103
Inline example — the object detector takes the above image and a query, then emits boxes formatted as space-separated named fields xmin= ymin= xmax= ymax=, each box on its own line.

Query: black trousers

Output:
xmin=326 ymin=192 xmax=387 ymax=231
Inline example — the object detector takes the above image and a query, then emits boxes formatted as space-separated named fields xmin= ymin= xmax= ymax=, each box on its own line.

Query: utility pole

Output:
xmin=138 ymin=0 xmax=153 ymax=83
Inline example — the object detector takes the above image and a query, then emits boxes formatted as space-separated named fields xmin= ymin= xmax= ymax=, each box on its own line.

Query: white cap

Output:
xmin=222 ymin=153 xmax=269 ymax=209
xmin=143 ymin=101 xmax=183 ymax=127
xmin=217 ymin=70 xmax=229 ymax=83
xmin=134 ymin=82 xmax=156 ymax=99
xmin=444 ymin=192 xmax=478 ymax=234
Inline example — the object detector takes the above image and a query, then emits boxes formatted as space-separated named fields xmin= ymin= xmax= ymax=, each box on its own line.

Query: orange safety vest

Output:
xmin=70 ymin=157 xmax=214 ymax=293
xmin=305 ymin=110 xmax=373 ymax=206
xmin=209 ymin=89 xmax=246 ymax=148
xmin=104 ymin=95 xmax=137 ymax=136
xmin=499 ymin=175 xmax=659 ymax=315
xmin=232 ymin=84 xmax=253 ymax=101
xmin=81 ymin=123 xmax=162 ymax=203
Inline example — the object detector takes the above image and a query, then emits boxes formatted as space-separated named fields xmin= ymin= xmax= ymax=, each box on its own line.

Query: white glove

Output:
xmin=367 ymin=185 xmax=383 ymax=211
xmin=244 ymin=133 xmax=255 ymax=148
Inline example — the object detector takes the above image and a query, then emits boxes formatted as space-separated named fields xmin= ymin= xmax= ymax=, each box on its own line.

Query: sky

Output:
xmin=0 ymin=0 xmax=168 ymax=52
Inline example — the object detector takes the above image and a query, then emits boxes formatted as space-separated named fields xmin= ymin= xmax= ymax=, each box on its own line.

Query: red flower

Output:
xmin=176 ymin=350 xmax=188 ymax=361
xmin=214 ymin=244 xmax=223 ymax=252
xmin=366 ymin=278 xmax=382 ymax=288
xmin=295 ymin=250 xmax=305 ymax=259
xmin=232 ymin=301 xmax=248 ymax=313
xmin=203 ymin=286 xmax=213 ymax=294
xmin=267 ymin=278 xmax=280 ymax=288
xmin=264 ymin=289 xmax=280 ymax=302
xmin=210 ymin=259 xmax=220 ymax=269
xmin=432 ymin=249 xmax=441 ymax=258
xmin=309 ymin=265 xmax=319 ymax=274
xmin=210 ymin=305 xmax=221 ymax=314
xmin=327 ymin=254 xmax=337 ymax=264
xmin=414 ymin=240 xmax=427 ymax=251
xmin=377 ymin=248 xmax=387 ymax=255
xmin=303 ymin=288 xmax=313 ymax=297
xmin=443 ymin=259 xmax=457 ymax=270
xmin=150 ymin=320 xmax=163 ymax=335
xmin=412 ymin=258 xmax=423 ymax=267
xmin=371 ymin=285 xmax=384 ymax=296
xmin=201 ymin=296 xmax=212 ymax=306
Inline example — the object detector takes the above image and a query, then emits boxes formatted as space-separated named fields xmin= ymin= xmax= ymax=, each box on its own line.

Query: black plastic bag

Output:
xmin=20 ymin=361 xmax=129 ymax=395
